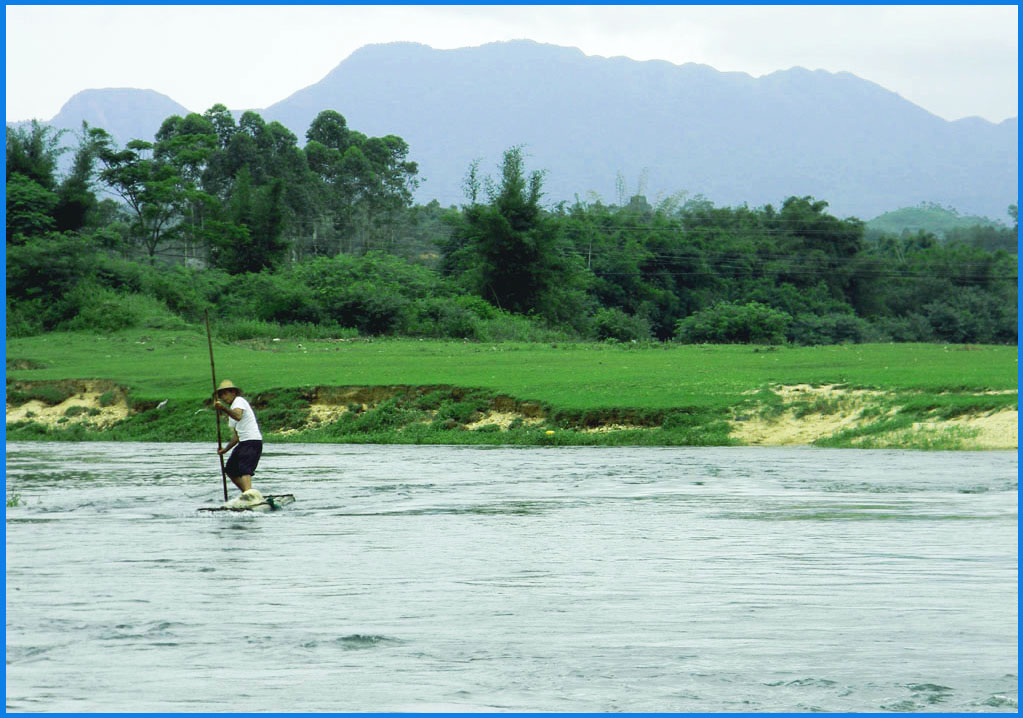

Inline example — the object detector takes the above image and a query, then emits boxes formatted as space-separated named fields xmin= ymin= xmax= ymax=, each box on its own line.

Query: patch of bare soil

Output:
xmin=6 ymin=380 xmax=130 ymax=429
xmin=582 ymin=424 xmax=645 ymax=434
xmin=464 ymin=411 xmax=543 ymax=431
xmin=731 ymin=384 xmax=1017 ymax=449
xmin=306 ymin=402 xmax=353 ymax=426
xmin=948 ymin=410 xmax=1018 ymax=449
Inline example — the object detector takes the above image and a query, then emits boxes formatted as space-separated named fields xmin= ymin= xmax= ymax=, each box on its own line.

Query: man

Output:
xmin=213 ymin=379 xmax=263 ymax=495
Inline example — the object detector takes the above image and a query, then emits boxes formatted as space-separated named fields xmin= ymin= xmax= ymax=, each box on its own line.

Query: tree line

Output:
xmin=6 ymin=107 xmax=1018 ymax=345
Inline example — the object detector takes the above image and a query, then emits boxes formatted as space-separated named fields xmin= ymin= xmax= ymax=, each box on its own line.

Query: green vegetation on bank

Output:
xmin=6 ymin=330 xmax=1017 ymax=449
xmin=7 ymin=105 xmax=1017 ymax=450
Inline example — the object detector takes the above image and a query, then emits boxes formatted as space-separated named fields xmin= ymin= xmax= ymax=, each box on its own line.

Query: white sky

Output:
xmin=5 ymin=4 xmax=1019 ymax=124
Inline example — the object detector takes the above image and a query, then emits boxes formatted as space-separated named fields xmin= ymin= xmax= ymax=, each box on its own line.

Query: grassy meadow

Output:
xmin=7 ymin=329 xmax=1018 ymax=403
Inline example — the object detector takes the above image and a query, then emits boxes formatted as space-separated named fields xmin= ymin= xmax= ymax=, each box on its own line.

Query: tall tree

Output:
xmin=304 ymin=110 xmax=419 ymax=256
xmin=154 ymin=113 xmax=219 ymax=258
xmin=766 ymin=196 xmax=865 ymax=297
xmin=206 ymin=168 xmax=288 ymax=274
xmin=443 ymin=147 xmax=585 ymax=322
xmin=54 ymin=122 xmax=100 ymax=233
xmin=90 ymin=129 xmax=184 ymax=261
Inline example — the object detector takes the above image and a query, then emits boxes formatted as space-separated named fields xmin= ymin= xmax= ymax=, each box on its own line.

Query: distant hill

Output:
xmin=9 ymin=88 xmax=190 ymax=145
xmin=9 ymin=41 xmax=1018 ymax=220
xmin=52 ymin=88 xmax=190 ymax=141
xmin=260 ymin=41 xmax=1016 ymax=219
xmin=866 ymin=203 xmax=1011 ymax=238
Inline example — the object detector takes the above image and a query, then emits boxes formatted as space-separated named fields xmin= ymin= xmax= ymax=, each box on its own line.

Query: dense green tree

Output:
xmin=767 ymin=196 xmax=864 ymax=296
xmin=443 ymin=147 xmax=587 ymax=324
xmin=203 ymin=103 xmax=238 ymax=149
xmin=6 ymin=173 xmax=57 ymax=242
xmin=200 ymin=104 xmax=239 ymax=198
xmin=944 ymin=224 xmax=1017 ymax=254
xmin=206 ymin=168 xmax=288 ymax=274
xmin=5 ymin=121 xmax=73 ymax=241
xmin=304 ymin=110 xmax=419 ymax=256
xmin=5 ymin=106 xmax=1015 ymax=345
xmin=6 ymin=121 xmax=64 ymax=189
xmin=154 ymin=113 xmax=220 ymax=257
xmin=306 ymin=110 xmax=353 ymax=151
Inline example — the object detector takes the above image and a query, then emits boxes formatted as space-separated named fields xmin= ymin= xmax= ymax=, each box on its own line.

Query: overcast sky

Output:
xmin=5 ymin=5 xmax=1018 ymax=124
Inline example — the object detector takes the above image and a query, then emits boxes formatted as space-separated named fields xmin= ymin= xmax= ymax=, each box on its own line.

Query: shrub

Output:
xmin=251 ymin=388 xmax=311 ymax=432
xmin=7 ymin=233 xmax=103 ymax=331
xmin=675 ymin=301 xmax=791 ymax=344
xmin=329 ymin=397 xmax=420 ymax=434
xmin=787 ymin=312 xmax=880 ymax=345
xmin=7 ymin=234 xmax=99 ymax=301
xmin=6 ymin=173 xmax=57 ymax=241
xmin=328 ymin=285 xmax=409 ymax=335
xmin=406 ymin=296 xmax=480 ymax=338
xmin=474 ymin=312 xmax=573 ymax=342
xmin=7 ymin=384 xmax=75 ymax=406
xmin=137 ymin=264 xmax=230 ymax=322
xmin=591 ymin=307 xmax=652 ymax=342
xmin=215 ymin=319 xmax=289 ymax=342
xmin=434 ymin=397 xmax=489 ymax=425
xmin=870 ymin=314 xmax=936 ymax=343
xmin=231 ymin=271 xmax=323 ymax=325
xmin=61 ymin=284 xmax=182 ymax=333
xmin=6 ymin=298 xmax=44 ymax=337
xmin=93 ymin=254 xmax=145 ymax=293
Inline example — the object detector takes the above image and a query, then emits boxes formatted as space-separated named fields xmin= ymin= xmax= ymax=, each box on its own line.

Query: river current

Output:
xmin=5 ymin=442 xmax=1018 ymax=712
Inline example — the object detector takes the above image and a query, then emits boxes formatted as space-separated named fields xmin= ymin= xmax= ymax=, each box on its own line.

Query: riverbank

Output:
xmin=6 ymin=331 xmax=1017 ymax=449
xmin=6 ymin=377 xmax=1017 ymax=450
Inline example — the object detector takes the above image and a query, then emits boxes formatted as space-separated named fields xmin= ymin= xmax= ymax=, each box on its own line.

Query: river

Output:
xmin=5 ymin=442 xmax=1018 ymax=712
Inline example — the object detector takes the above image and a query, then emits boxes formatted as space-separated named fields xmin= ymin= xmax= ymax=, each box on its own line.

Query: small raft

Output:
xmin=198 ymin=488 xmax=295 ymax=513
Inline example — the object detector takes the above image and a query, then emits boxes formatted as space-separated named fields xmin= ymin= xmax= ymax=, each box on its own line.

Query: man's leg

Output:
xmin=225 ymin=444 xmax=254 ymax=494
xmin=227 ymin=473 xmax=251 ymax=492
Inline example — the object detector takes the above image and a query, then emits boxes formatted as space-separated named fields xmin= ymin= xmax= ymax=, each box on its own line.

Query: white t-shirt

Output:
xmin=228 ymin=396 xmax=262 ymax=442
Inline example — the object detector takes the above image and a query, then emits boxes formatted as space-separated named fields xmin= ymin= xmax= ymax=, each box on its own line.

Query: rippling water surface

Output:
xmin=5 ymin=442 xmax=1018 ymax=712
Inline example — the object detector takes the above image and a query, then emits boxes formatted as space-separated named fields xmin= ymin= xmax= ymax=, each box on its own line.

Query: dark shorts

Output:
xmin=226 ymin=440 xmax=262 ymax=478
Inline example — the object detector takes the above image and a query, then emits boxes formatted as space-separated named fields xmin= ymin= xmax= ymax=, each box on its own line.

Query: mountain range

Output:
xmin=16 ymin=40 xmax=1019 ymax=221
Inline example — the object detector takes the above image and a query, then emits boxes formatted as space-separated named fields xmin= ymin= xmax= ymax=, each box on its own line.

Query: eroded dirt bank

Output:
xmin=5 ymin=380 xmax=1017 ymax=449
xmin=6 ymin=380 xmax=132 ymax=429
xmin=730 ymin=384 xmax=1017 ymax=450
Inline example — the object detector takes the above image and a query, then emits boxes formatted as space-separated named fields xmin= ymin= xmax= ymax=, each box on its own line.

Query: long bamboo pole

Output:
xmin=205 ymin=309 xmax=229 ymax=501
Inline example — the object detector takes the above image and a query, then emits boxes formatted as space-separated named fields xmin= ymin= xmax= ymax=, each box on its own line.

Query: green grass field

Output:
xmin=6 ymin=329 xmax=1017 ymax=411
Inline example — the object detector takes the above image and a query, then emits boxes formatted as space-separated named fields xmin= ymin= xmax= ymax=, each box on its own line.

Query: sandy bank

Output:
xmin=731 ymin=384 xmax=1016 ymax=450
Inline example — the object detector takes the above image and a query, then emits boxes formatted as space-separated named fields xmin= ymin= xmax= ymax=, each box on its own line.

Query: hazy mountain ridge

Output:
xmin=9 ymin=88 xmax=190 ymax=144
xmin=11 ymin=40 xmax=1018 ymax=220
